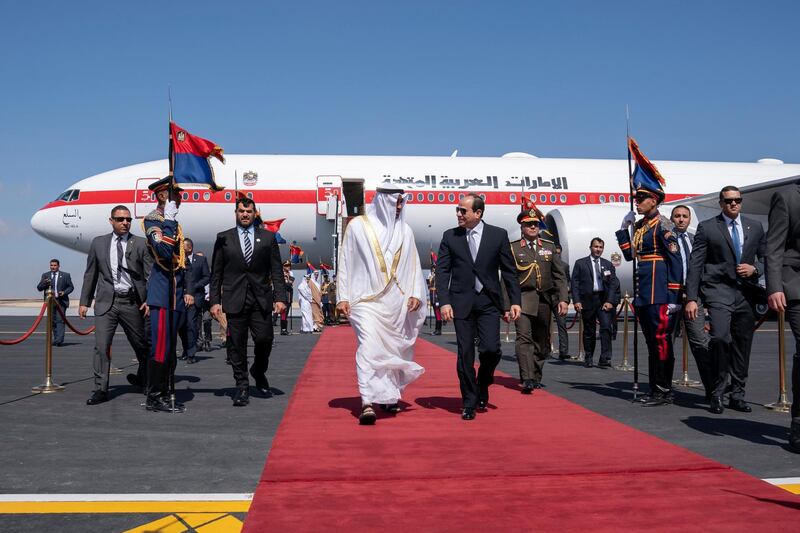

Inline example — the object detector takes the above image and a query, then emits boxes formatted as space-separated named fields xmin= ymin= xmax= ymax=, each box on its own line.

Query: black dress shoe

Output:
xmin=178 ymin=353 xmax=188 ymax=361
xmin=280 ymin=329 xmax=289 ymax=336
xmin=558 ymin=354 xmax=570 ymax=360
xmin=86 ymin=391 xmax=109 ymax=405
xmin=729 ymin=399 xmax=752 ymax=413
xmin=461 ymin=408 xmax=476 ymax=420
xmin=642 ymin=394 xmax=670 ymax=407
xmin=233 ymin=388 xmax=250 ymax=406
xmin=431 ymin=330 xmax=442 ymax=336
xmin=477 ymin=400 xmax=488 ymax=411
xmin=126 ymin=373 xmax=142 ymax=387
xmin=225 ymin=358 xmax=232 ymax=365
xmin=584 ymin=360 xmax=594 ymax=368
xmin=521 ymin=380 xmax=534 ymax=395
xmin=532 ymin=381 xmax=543 ymax=389
xmin=598 ymin=360 xmax=612 ymax=368
xmin=709 ymin=396 xmax=724 ymax=414
xmin=186 ymin=356 xmax=197 ymax=365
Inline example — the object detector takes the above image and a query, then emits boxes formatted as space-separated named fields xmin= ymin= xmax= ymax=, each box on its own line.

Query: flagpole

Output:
xmin=626 ymin=105 xmax=640 ymax=402
xmin=165 ymin=89 xmax=183 ymax=413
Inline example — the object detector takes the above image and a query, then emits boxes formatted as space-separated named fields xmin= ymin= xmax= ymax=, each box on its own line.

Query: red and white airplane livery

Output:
xmin=30 ymin=152 xmax=800 ymax=291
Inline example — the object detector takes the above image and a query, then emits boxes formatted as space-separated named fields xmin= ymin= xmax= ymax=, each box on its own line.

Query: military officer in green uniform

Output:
xmin=510 ymin=204 xmax=569 ymax=394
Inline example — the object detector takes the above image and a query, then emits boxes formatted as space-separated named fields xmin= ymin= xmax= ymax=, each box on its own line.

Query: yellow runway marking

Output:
xmin=123 ymin=513 xmax=243 ymax=533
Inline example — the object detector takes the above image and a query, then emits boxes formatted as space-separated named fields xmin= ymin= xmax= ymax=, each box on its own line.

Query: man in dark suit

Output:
xmin=764 ymin=182 xmax=800 ymax=452
xmin=670 ymin=205 xmax=713 ymax=398
xmin=37 ymin=258 xmax=74 ymax=346
xmin=686 ymin=186 xmax=766 ymax=415
xmin=572 ymin=238 xmax=621 ymax=368
xmin=436 ymin=193 xmax=521 ymax=420
xmin=210 ymin=197 xmax=287 ymax=407
xmin=179 ymin=238 xmax=210 ymax=364
xmin=509 ymin=205 xmax=569 ymax=393
xmin=79 ymin=205 xmax=152 ymax=405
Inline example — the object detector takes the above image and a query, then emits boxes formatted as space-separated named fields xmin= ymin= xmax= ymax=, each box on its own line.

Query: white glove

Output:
xmin=667 ymin=304 xmax=682 ymax=315
xmin=164 ymin=201 xmax=179 ymax=221
xmin=620 ymin=210 xmax=636 ymax=230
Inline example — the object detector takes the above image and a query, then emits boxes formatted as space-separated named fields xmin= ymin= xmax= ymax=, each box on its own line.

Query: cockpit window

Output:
xmin=56 ymin=189 xmax=80 ymax=202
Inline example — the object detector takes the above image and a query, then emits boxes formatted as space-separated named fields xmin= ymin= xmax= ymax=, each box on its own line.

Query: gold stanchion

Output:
xmin=673 ymin=320 xmax=700 ymax=387
xmin=765 ymin=311 xmax=791 ymax=412
xmin=615 ymin=293 xmax=633 ymax=371
xmin=32 ymin=289 xmax=65 ymax=393
xmin=572 ymin=311 xmax=585 ymax=362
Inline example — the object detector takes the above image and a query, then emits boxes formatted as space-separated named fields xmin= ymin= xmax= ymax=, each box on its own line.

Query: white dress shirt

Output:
xmin=110 ymin=233 xmax=132 ymax=292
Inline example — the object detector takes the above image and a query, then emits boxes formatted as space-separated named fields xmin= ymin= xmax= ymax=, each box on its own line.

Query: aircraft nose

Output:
xmin=30 ymin=208 xmax=49 ymax=238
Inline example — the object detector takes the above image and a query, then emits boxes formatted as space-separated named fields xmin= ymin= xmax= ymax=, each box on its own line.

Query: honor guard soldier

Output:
xmin=428 ymin=264 xmax=443 ymax=335
xmin=143 ymin=177 xmax=194 ymax=412
xmin=616 ymin=160 xmax=683 ymax=407
xmin=510 ymin=202 xmax=569 ymax=394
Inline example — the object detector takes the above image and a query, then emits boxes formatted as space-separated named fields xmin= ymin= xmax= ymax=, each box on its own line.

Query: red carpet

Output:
xmin=244 ymin=327 xmax=798 ymax=532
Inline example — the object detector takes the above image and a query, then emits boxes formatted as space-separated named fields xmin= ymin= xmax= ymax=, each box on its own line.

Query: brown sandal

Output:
xmin=359 ymin=405 xmax=376 ymax=425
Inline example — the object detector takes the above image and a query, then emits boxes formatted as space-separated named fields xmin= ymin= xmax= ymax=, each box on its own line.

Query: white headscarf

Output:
xmin=365 ymin=191 xmax=407 ymax=260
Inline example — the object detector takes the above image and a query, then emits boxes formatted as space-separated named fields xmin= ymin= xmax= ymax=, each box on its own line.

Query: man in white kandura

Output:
xmin=337 ymin=187 xmax=427 ymax=425
xmin=297 ymin=275 xmax=314 ymax=333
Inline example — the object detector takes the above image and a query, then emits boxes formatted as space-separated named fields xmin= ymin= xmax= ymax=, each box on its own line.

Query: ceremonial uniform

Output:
xmin=143 ymin=200 xmax=192 ymax=406
xmin=616 ymin=212 xmax=682 ymax=396
xmin=280 ymin=263 xmax=295 ymax=335
xmin=428 ymin=270 xmax=442 ymax=335
xmin=510 ymin=236 xmax=569 ymax=385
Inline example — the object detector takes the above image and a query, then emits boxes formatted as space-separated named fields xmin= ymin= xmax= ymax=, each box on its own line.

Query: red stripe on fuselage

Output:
xmin=38 ymin=189 xmax=698 ymax=212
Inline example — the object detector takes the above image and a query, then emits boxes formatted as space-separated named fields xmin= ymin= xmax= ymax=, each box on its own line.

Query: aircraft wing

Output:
xmin=668 ymin=174 xmax=800 ymax=216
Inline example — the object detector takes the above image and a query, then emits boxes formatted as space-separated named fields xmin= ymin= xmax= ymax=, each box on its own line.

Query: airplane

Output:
xmin=30 ymin=151 xmax=800 ymax=294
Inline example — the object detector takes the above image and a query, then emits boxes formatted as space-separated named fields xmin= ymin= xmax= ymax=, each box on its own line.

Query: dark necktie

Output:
xmin=730 ymin=220 xmax=742 ymax=264
xmin=116 ymin=236 xmax=124 ymax=282
xmin=243 ymin=230 xmax=252 ymax=264
xmin=594 ymin=258 xmax=602 ymax=290
xmin=679 ymin=233 xmax=690 ymax=282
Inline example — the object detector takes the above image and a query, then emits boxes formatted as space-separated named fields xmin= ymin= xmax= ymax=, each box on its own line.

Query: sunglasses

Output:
xmin=722 ymin=197 xmax=743 ymax=205
xmin=455 ymin=207 xmax=469 ymax=215
xmin=634 ymin=193 xmax=655 ymax=203
xmin=521 ymin=221 xmax=538 ymax=228
xmin=112 ymin=217 xmax=132 ymax=223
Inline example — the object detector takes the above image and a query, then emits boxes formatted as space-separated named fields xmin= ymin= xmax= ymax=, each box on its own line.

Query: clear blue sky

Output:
xmin=1 ymin=1 xmax=798 ymax=297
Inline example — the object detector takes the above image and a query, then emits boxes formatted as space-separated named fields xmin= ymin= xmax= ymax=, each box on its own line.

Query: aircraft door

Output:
xmin=341 ymin=179 xmax=364 ymax=216
xmin=134 ymin=177 xmax=159 ymax=219
xmin=317 ymin=176 xmax=342 ymax=216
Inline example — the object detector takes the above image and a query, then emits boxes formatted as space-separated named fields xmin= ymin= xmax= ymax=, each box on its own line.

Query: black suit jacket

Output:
xmin=37 ymin=271 xmax=74 ymax=309
xmin=571 ymin=256 xmax=620 ymax=307
xmin=766 ymin=185 xmax=800 ymax=301
xmin=435 ymin=222 xmax=521 ymax=319
xmin=686 ymin=213 xmax=766 ymax=307
xmin=210 ymin=226 xmax=287 ymax=314
xmin=187 ymin=253 xmax=211 ymax=297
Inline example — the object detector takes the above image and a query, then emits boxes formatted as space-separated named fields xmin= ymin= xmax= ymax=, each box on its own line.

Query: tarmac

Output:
xmin=0 ymin=313 xmax=798 ymax=532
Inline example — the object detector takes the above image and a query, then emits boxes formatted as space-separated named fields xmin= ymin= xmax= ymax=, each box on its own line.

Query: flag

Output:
xmin=289 ymin=243 xmax=304 ymax=264
xmin=319 ymin=261 xmax=332 ymax=274
xmin=263 ymin=218 xmax=287 ymax=244
xmin=628 ymin=137 xmax=666 ymax=197
xmin=430 ymin=249 xmax=438 ymax=266
xmin=170 ymin=121 xmax=225 ymax=190
xmin=306 ymin=262 xmax=317 ymax=274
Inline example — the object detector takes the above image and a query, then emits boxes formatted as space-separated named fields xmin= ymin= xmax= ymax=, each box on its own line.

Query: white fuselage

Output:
xmin=31 ymin=153 xmax=800 ymax=294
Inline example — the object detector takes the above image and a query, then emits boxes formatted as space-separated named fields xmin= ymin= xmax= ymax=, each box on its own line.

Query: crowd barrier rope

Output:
xmin=0 ymin=301 xmax=47 ymax=345
xmin=53 ymin=301 xmax=95 ymax=336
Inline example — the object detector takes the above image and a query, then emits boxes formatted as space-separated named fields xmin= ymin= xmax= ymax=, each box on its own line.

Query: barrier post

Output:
xmin=615 ymin=293 xmax=633 ymax=371
xmin=673 ymin=320 xmax=700 ymax=387
xmin=573 ymin=311 xmax=585 ymax=362
xmin=31 ymin=289 xmax=65 ymax=393
xmin=765 ymin=311 xmax=791 ymax=412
